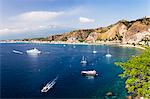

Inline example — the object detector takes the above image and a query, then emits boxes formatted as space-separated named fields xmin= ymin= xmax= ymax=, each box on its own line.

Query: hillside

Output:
xmin=23 ymin=17 xmax=150 ymax=44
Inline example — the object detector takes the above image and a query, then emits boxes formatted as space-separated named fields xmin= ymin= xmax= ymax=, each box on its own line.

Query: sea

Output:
xmin=0 ymin=43 xmax=141 ymax=98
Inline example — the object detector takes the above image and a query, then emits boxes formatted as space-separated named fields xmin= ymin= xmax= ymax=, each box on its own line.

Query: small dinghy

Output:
xmin=81 ymin=70 xmax=98 ymax=76
xmin=13 ymin=50 xmax=23 ymax=54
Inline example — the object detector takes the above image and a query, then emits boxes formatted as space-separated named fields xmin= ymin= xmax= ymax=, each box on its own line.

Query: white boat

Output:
xmin=26 ymin=48 xmax=41 ymax=54
xmin=93 ymin=50 xmax=97 ymax=54
xmin=80 ymin=56 xmax=87 ymax=64
xmin=81 ymin=70 xmax=98 ymax=76
xmin=13 ymin=50 xmax=23 ymax=54
xmin=106 ymin=49 xmax=112 ymax=57
xmin=41 ymin=76 xmax=58 ymax=93
xmin=92 ymin=46 xmax=97 ymax=54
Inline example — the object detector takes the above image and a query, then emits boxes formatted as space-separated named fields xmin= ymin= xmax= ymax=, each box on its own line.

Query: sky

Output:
xmin=0 ymin=0 xmax=150 ymax=40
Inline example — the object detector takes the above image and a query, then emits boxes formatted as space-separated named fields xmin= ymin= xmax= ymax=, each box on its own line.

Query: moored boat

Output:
xmin=13 ymin=50 xmax=23 ymax=54
xmin=93 ymin=50 xmax=97 ymax=54
xmin=26 ymin=48 xmax=41 ymax=54
xmin=81 ymin=70 xmax=98 ymax=76
xmin=106 ymin=49 xmax=112 ymax=57
xmin=80 ymin=56 xmax=87 ymax=64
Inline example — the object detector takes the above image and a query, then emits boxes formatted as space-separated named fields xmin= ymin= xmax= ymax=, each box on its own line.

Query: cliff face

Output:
xmin=47 ymin=17 xmax=150 ymax=44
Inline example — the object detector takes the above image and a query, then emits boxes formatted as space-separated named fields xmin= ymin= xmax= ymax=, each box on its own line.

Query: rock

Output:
xmin=126 ymin=95 xmax=132 ymax=99
xmin=106 ymin=92 xmax=113 ymax=96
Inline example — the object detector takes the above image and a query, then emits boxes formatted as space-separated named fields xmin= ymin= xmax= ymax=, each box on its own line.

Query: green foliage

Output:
xmin=78 ymin=39 xmax=84 ymax=42
xmin=115 ymin=48 xmax=150 ymax=97
xmin=115 ymin=34 xmax=123 ymax=41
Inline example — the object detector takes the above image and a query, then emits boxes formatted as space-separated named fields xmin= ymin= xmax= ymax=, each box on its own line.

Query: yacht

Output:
xmin=80 ymin=56 xmax=87 ymax=64
xmin=13 ymin=50 xmax=23 ymax=54
xmin=41 ymin=76 xmax=58 ymax=93
xmin=81 ymin=70 xmax=98 ymax=76
xmin=26 ymin=48 xmax=41 ymax=54
xmin=106 ymin=49 xmax=112 ymax=57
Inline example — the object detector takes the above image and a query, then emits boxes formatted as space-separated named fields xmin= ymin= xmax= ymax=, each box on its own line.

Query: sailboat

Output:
xmin=80 ymin=56 xmax=87 ymax=64
xmin=105 ymin=49 xmax=112 ymax=57
xmin=92 ymin=46 xmax=97 ymax=54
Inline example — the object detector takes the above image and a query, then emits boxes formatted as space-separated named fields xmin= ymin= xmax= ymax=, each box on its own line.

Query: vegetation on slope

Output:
xmin=115 ymin=48 xmax=150 ymax=98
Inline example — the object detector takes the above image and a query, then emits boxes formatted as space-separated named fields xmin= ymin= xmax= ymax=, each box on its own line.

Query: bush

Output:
xmin=115 ymin=48 xmax=150 ymax=97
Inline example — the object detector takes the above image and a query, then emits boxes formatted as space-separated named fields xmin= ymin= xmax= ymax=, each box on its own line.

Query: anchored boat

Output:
xmin=92 ymin=46 xmax=97 ymax=54
xmin=80 ymin=56 xmax=87 ymax=64
xmin=26 ymin=48 xmax=41 ymax=54
xmin=13 ymin=50 xmax=23 ymax=54
xmin=93 ymin=50 xmax=97 ymax=54
xmin=81 ymin=70 xmax=98 ymax=76
xmin=106 ymin=49 xmax=112 ymax=57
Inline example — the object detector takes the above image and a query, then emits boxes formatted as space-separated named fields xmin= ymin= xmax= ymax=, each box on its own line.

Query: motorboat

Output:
xmin=26 ymin=48 xmax=41 ymax=54
xmin=13 ymin=50 xmax=23 ymax=54
xmin=80 ymin=56 xmax=87 ymax=64
xmin=106 ymin=49 xmax=112 ymax=57
xmin=41 ymin=76 xmax=58 ymax=93
xmin=81 ymin=70 xmax=98 ymax=76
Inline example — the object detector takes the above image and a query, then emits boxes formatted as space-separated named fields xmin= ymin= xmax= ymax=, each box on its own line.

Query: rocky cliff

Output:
xmin=37 ymin=17 xmax=150 ymax=44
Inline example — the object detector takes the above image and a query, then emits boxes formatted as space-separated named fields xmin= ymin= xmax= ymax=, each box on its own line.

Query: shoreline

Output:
xmin=0 ymin=40 xmax=146 ymax=50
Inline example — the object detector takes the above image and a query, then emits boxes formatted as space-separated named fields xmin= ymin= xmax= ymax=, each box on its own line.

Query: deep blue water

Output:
xmin=0 ymin=43 xmax=140 ymax=98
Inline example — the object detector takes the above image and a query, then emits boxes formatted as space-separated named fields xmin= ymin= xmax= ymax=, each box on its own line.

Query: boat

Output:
xmin=106 ymin=49 xmax=112 ymax=57
xmin=41 ymin=76 xmax=58 ymax=93
xmin=93 ymin=50 xmax=97 ymax=54
xmin=80 ymin=56 xmax=87 ymax=64
xmin=92 ymin=46 xmax=97 ymax=54
xmin=81 ymin=70 xmax=98 ymax=76
xmin=13 ymin=50 xmax=23 ymax=54
xmin=26 ymin=48 xmax=41 ymax=54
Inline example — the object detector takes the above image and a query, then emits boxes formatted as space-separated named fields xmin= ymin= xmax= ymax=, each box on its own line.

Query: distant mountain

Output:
xmin=23 ymin=17 xmax=150 ymax=44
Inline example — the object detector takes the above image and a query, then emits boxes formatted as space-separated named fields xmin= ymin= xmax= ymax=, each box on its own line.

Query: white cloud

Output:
xmin=0 ymin=25 xmax=59 ymax=35
xmin=79 ymin=17 xmax=95 ymax=23
xmin=0 ymin=11 xmax=65 ymax=35
xmin=12 ymin=11 xmax=64 ymax=22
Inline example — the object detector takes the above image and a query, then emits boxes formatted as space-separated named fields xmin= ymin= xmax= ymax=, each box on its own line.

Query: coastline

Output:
xmin=0 ymin=40 xmax=146 ymax=50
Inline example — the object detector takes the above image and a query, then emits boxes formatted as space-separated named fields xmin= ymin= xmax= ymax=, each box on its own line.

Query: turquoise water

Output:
xmin=1 ymin=43 xmax=140 ymax=98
